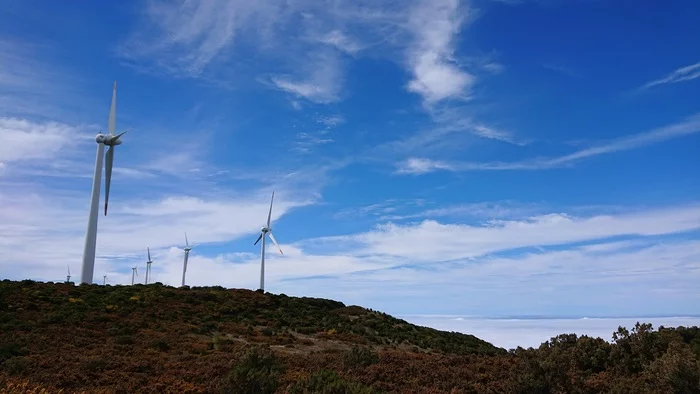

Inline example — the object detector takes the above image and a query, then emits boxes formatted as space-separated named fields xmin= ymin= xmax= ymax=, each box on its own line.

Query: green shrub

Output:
xmin=0 ymin=343 xmax=26 ymax=363
xmin=289 ymin=370 xmax=377 ymax=394
xmin=222 ymin=346 xmax=283 ymax=394
xmin=343 ymin=346 xmax=379 ymax=370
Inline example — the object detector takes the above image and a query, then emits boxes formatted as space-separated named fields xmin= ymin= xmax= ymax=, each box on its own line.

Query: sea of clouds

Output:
xmin=402 ymin=315 xmax=700 ymax=350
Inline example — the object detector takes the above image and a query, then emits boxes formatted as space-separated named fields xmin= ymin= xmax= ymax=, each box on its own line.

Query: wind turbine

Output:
xmin=80 ymin=81 xmax=130 ymax=284
xmin=102 ymin=275 xmax=108 ymax=286
xmin=181 ymin=233 xmax=196 ymax=287
xmin=253 ymin=191 xmax=284 ymax=292
xmin=131 ymin=266 xmax=138 ymax=285
xmin=66 ymin=266 xmax=71 ymax=283
xmin=145 ymin=247 xmax=154 ymax=285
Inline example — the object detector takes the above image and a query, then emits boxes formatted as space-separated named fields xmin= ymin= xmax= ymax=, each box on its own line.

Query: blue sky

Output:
xmin=0 ymin=0 xmax=699 ymax=319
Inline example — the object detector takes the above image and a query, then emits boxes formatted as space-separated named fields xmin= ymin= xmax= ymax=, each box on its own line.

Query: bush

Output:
xmin=0 ymin=343 xmax=26 ymax=364
xmin=343 ymin=346 xmax=380 ymax=370
xmin=150 ymin=340 xmax=170 ymax=352
xmin=289 ymin=370 xmax=376 ymax=394
xmin=222 ymin=346 xmax=283 ymax=394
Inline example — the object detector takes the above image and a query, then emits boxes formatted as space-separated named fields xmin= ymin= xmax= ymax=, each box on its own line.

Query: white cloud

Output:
xmin=0 ymin=182 xmax=316 ymax=284
xmin=395 ymin=157 xmax=454 ymax=174
xmin=293 ymin=132 xmax=334 ymax=154
xmin=0 ymin=117 xmax=93 ymax=174
xmin=317 ymin=114 xmax=345 ymax=128
xmin=397 ymin=113 xmax=700 ymax=174
xmin=482 ymin=62 xmax=505 ymax=74
xmin=640 ymin=61 xmax=700 ymax=90
xmin=308 ymin=204 xmax=700 ymax=262
xmin=405 ymin=0 xmax=474 ymax=104
xmin=380 ymin=201 xmax=542 ymax=221
xmin=0 ymin=118 xmax=78 ymax=163
xmin=317 ymin=30 xmax=364 ymax=55
xmin=270 ymin=51 xmax=344 ymax=104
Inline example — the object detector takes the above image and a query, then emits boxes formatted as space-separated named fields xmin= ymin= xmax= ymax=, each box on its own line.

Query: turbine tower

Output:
xmin=66 ymin=266 xmax=71 ymax=283
xmin=145 ymin=247 xmax=154 ymax=285
xmin=253 ymin=191 xmax=284 ymax=292
xmin=102 ymin=275 xmax=108 ymax=286
xmin=131 ymin=266 xmax=138 ymax=285
xmin=181 ymin=233 xmax=196 ymax=287
xmin=80 ymin=81 xmax=130 ymax=284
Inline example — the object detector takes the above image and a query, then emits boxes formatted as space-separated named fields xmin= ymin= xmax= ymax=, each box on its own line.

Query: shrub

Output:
xmin=222 ymin=346 xmax=283 ymax=394
xmin=150 ymin=340 xmax=170 ymax=352
xmin=343 ymin=346 xmax=380 ymax=370
xmin=0 ymin=343 xmax=26 ymax=364
xmin=288 ymin=370 xmax=376 ymax=394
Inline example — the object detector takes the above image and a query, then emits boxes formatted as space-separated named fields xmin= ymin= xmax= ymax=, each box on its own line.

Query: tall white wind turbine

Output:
xmin=181 ymin=233 xmax=196 ymax=287
xmin=102 ymin=275 xmax=108 ymax=286
xmin=145 ymin=247 xmax=154 ymax=285
xmin=131 ymin=266 xmax=138 ymax=285
xmin=66 ymin=266 xmax=71 ymax=283
xmin=253 ymin=191 xmax=284 ymax=292
xmin=80 ymin=81 xmax=130 ymax=284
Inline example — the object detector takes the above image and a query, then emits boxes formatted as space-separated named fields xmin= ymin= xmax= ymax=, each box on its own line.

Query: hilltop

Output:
xmin=1 ymin=280 xmax=699 ymax=393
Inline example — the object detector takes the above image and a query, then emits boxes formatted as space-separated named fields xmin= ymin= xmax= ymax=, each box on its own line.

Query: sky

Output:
xmin=0 ymin=0 xmax=699 ymax=325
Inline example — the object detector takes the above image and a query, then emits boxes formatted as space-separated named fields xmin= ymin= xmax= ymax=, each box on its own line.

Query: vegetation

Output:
xmin=0 ymin=280 xmax=698 ymax=393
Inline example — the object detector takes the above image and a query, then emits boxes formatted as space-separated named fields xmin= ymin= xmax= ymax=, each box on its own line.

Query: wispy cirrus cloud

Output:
xmin=639 ymin=61 xmax=700 ymax=90
xmin=269 ymin=50 xmax=344 ymax=104
xmin=119 ymin=0 xmax=487 ymax=108
xmin=542 ymin=62 xmax=583 ymax=78
xmin=118 ymin=0 xmax=281 ymax=77
xmin=396 ymin=113 xmax=700 ymax=174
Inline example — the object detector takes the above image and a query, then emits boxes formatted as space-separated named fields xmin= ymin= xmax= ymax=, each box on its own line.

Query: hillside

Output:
xmin=1 ymin=280 xmax=699 ymax=393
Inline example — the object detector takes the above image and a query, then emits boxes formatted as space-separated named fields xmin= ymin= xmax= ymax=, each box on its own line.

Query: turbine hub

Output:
xmin=261 ymin=227 xmax=269 ymax=233
xmin=104 ymin=136 xmax=123 ymax=146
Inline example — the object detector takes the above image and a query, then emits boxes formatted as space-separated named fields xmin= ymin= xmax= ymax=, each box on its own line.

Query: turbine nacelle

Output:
xmin=261 ymin=226 xmax=270 ymax=233
xmin=95 ymin=133 xmax=125 ymax=146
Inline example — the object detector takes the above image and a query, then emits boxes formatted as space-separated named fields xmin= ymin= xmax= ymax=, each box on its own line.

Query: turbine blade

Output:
xmin=104 ymin=146 xmax=114 ymax=216
xmin=253 ymin=232 xmax=263 ymax=246
xmin=147 ymin=247 xmax=151 ymax=261
xmin=108 ymin=81 xmax=117 ymax=135
xmin=114 ymin=128 xmax=130 ymax=140
xmin=268 ymin=231 xmax=283 ymax=255
xmin=185 ymin=232 xmax=189 ymax=247
xmin=267 ymin=191 xmax=275 ymax=228
xmin=67 ymin=265 xmax=70 ymax=276
xmin=135 ymin=267 xmax=138 ymax=276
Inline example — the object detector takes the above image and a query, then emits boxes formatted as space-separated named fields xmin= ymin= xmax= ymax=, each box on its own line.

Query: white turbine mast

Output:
xmin=145 ymin=247 xmax=154 ymax=285
xmin=103 ymin=275 xmax=108 ymax=286
xmin=66 ymin=265 xmax=71 ymax=283
xmin=253 ymin=191 xmax=284 ymax=292
xmin=131 ymin=266 xmax=138 ymax=285
xmin=181 ymin=232 xmax=196 ymax=287
xmin=80 ymin=81 xmax=131 ymax=285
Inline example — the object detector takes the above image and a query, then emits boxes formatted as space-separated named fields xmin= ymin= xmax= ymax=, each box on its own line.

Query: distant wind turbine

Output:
xmin=253 ymin=191 xmax=284 ymax=292
xmin=131 ymin=266 xmax=138 ymax=285
xmin=145 ymin=247 xmax=154 ymax=285
xmin=80 ymin=81 xmax=131 ymax=285
xmin=181 ymin=233 xmax=196 ymax=287
xmin=66 ymin=266 xmax=71 ymax=283
xmin=102 ymin=275 xmax=108 ymax=286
